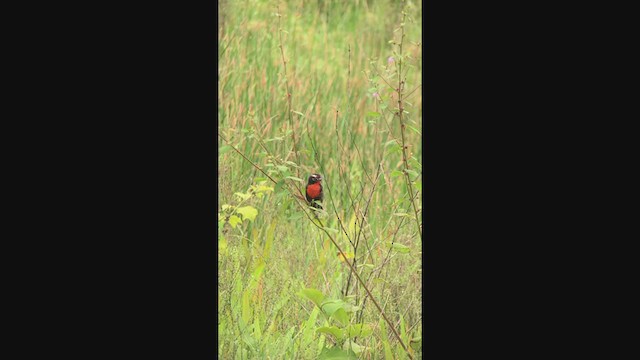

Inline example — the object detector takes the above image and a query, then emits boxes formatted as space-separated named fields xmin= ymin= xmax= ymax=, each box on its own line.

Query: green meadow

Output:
xmin=218 ymin=0 xmax=422 ymax=358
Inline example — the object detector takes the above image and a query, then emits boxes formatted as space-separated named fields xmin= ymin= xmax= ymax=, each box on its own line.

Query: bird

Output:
xmin=305 ymin=173 xmax=323 ymax=210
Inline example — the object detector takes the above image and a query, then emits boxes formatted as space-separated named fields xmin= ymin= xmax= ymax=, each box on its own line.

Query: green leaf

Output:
xmin=406 ymin=169 xmax=419 ymax=179
xmin=331 ymin=308 xmax=349 ymax=326
xmin=342 ymin=340 xmax=368 ymax=355
xmin=291 ymin=110 xmax=305 ymax=117
xmin=242 ymin=290 xmax=251 ymax=324
xmin=254 ymin=185 xmax=274 ymax=193
xmin=298 ymin=288 xmax=326 ymax=308
xmin=228 ymin=215 xmax=242 ymax=228
xmin=236 ymin=206 xmax=258 ymax=222
xmin=252 ymin=262 xmax=265 ymax=280
xmin=219 ymin=145 xmax=232 ymax=155
xmin=320 ymin=300 xmax=349 ymax=326
xmin=409 ymin=157 xmax=422 ymax=169
xmin=391 ymin=243 xmax=411 ymax=254
xmin=274 ymin=179 xmax=285 ymax=193
xmin=366 ymin=111 xmax=381 ymax=118
xmin=346 ymin=324 xmax=373 ymax=338
xmin=234 ymin=192 xmax=251 ymax=201
xmin=218 ymin=234 xmax=227 ymax=253
xmin=383 ymin=340 xmax=393 ymax=360
xmin=410 ymin=336 xmax=422 ymax=351
xmin=319 ymin=299 xmax=345 ymax=315
xmin=388 ymin=144 xmax=403 ymax=154
xmin=391 ymin=170 xmax=404 ymax=177
xmin=316 ymin=326 xmax=345 ymax=340
xmin=318 ymin=347 xmax=357 ymax=360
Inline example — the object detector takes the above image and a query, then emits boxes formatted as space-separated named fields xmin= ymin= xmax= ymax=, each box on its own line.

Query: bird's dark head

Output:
xmin=308 ymin=173 xmax=323 ymax=184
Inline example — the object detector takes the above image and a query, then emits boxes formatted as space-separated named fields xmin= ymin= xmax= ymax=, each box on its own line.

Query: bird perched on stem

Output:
xmin=305 ymin=173 xmax=323 ymax=210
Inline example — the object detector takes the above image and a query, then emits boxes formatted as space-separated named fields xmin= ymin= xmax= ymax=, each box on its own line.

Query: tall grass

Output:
xmin=219 ymin=0 xmax=422 ymax=358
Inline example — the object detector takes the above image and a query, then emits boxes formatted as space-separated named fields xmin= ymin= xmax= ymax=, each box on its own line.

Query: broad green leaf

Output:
xmin=276 ymin=165 xmax=289 ymax=172
xmin=228 ymin=215 xmax=242 ymax=228
xmin=391 ymin=169 xmax=404 ymax=177
xmin=331 ymin=308 xmax=349 ymax=326
xmin=366 ymin=111 xmax=381 ymax=118
xmin=346 ymin=324 xmax=373 ymax=338
xmin=342 ymin=340 xmax=368 ymax=355
xmin=320 ymin=299 xmax=345 ymax=315
xmin=316 ymin=326 xmax=344 ymax=340
xmin=298 ymin=288 xmax=326 ymax=308
xmin=236 ymin=206 xmax=258 ymax=222
xmin=274 ymin=179 xmax=285 ymax=193
xmin=303 ymin=307 xmax=320 ymax=348
xmin=318 ymin=347 xmax=357 ymax=360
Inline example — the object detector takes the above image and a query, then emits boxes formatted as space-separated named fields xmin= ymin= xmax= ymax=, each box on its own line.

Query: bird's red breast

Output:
xmin=306 ymin=182 xmax=322 ymax=199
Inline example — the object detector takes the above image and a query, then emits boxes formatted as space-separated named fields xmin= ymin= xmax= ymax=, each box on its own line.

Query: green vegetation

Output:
xmin=219 ymin=0 xmax=422 ymax=358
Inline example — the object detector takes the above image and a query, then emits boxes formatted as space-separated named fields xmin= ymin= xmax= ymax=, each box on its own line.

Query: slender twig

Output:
xmin=306 ymin=115 xmax=413 ymax=359
xmin=395 ymin=11 xmax=422 ymax=241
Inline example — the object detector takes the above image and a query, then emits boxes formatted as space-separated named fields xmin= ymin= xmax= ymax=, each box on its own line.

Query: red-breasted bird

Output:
xmin=305 ymin=173 xmax=323 ymax=210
